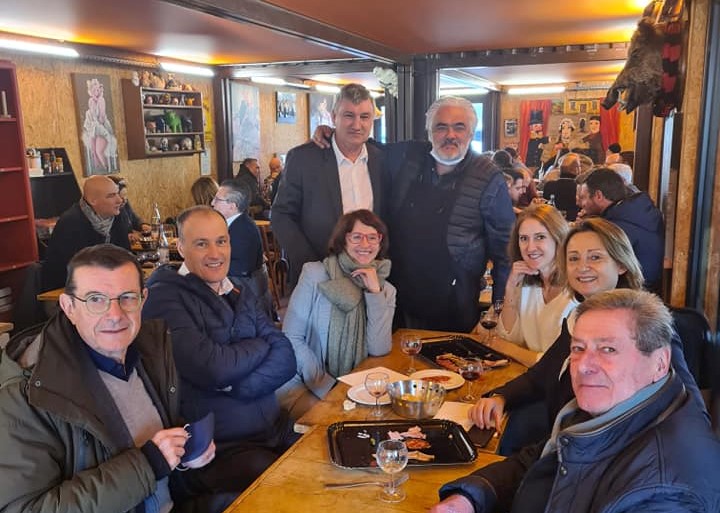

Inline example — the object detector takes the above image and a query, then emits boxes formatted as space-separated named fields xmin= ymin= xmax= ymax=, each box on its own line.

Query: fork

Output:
xmin=324 ymin=472 xmax=409 ymax=489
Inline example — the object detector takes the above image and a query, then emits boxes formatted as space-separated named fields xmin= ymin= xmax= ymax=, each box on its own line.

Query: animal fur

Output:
xmin=602 ymin=18 xmax=665 ymax=112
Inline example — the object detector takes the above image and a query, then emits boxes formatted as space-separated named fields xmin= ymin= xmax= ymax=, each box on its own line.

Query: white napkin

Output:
xmin=434 ymin=401 xmax=474 ymax=431
xmin=337 ymin=366 xmax=408 ymax=387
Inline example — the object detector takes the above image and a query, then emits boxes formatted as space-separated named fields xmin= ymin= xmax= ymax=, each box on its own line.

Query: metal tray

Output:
xmin=419 ymin=336 xmax=507 ymax=365
xmin=327 ymin=419 xmax=477 ymax=469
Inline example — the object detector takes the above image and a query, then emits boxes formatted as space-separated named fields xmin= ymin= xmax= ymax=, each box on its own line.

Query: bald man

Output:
xmin=542 ymin=153 xmax=581 ymax=221
xmin=42 ymin=175 xmax=129 ymax=291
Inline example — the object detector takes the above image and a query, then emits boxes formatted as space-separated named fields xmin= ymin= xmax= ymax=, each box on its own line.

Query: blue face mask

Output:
xmin=430 ymin=147 xmax=468 ymax=167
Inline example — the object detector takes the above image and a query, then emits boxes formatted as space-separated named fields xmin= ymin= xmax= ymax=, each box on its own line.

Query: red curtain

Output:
xmin=519 ymin=99 xmax=552 ymax=164
xmin=600 ymin=104 xmax=620 ymax=150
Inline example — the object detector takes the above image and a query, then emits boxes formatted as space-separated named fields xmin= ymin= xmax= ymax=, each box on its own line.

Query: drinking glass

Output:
xmin=459 ymin=357 xmax=484 ymax=403
xmin=480 ymin=308 xmax=500 ymax=345
xmin=376 ymin=439 xmax=409 ymax=503
xmin=400 ymin=333 xmax=422 ymax=375
xmin=365 ymin=372 xmax=389 ymax=417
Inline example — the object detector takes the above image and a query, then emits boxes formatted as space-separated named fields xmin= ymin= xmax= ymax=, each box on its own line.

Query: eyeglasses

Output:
xmin=346 ymin=232 xmax=382 ymax=245
xmin=70 ymin=292 xmax=144 ymax=315
xmin=212 ymin=196 xmax=233 ymax=203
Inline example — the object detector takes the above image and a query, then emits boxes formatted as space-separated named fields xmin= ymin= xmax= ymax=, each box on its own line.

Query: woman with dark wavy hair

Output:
xmin=277 ymin=209 xmax=396 ymax=419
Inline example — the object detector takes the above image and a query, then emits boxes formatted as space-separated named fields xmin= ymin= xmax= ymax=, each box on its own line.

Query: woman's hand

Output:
xmin=468 ymin=395 xmax=506 ymax=430
xmin=508 ymin=260 xmax=538 ymax=288
xmin=351 ymin=267 xmax=381 ymax=293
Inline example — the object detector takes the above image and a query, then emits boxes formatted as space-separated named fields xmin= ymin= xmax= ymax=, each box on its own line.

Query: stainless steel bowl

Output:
xmin=386 ymin=380 xmax=446 ymax=419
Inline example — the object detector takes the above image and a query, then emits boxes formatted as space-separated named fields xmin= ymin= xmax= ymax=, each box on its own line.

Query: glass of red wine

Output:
xmin=480 ymin=308 xmax=499 ymax=345
xmin=459 ymin=358 xmax=484 ymax=402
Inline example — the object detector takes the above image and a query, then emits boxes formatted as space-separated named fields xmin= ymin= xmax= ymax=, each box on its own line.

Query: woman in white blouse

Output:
xmin=491 ymin=204 xmax=577 ymax=366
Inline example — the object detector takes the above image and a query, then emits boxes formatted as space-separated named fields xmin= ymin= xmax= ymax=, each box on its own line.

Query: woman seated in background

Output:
xmin=470 ymin=218 xmax=703 ymax=453
xmin=108 ymin=175 xmax=148 ymax=243
xmin=277 ymin=209 xmax=396 ymax=419
xmin=190 ymin=176 xmax=219 ymax=206
xmin=490 ymin=204 xmax=576 ymax=367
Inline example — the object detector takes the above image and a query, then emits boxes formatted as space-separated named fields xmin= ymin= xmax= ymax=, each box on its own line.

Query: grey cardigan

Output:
xmin=281 ymin=261 xmax=396 ymax=398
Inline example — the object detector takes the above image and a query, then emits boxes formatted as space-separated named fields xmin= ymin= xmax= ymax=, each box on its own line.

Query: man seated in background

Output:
xmin=211 ymin=179 xmax=274 ymax=319
xmin=605 ymin=142 xmax=623 ymax=164
xmin=0 ymin=245 xmax=223 ymax=513
xmin=234 ymin=157 xmax=269 ymax=217
xmin=432 ymin=289 xmax=720 ymax=513
xmin=264 ymin=156 xmax=283 ymax=205
xmin=541 ymin=152 xmax=581 ymax=221
xmin=504 ymin=168 xmax=526 ymax=215
xmin=42 ymin=175 xmax=129 ymax=291
xmin=578 ymin=167 xmax=664 ymax=293
xmin=142 ymin=206 xmax=296 ymax=495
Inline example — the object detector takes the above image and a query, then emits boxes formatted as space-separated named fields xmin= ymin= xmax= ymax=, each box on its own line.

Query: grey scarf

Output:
xmin=319 ymin=252 xmax=391 ymax=377
xmin=79 ymin=198 xmax=114 ymax=242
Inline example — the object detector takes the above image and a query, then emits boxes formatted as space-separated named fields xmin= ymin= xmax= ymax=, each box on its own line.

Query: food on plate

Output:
xmin=483 ymin=358 xmax=510 ymax=368
xmin=400 ymin=426 xmax=426 ymax=439
xmin=405 ymin=438 xmax=431 ymax=450
xmin=407 ymin=450 xmax=435 ymax=462
xmin=419 ymin=374 xmax=452 ymax=383
xmin=436 ymin=353 xmax=467 ymax=372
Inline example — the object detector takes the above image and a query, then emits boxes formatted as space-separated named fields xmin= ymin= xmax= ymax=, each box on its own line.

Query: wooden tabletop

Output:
xmin=223 ymin=329 xmax=526 ymax=513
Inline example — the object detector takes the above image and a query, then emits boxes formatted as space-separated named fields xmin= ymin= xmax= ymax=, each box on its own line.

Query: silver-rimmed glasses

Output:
xmin=69 ymin=292 xmax=143 ymax=315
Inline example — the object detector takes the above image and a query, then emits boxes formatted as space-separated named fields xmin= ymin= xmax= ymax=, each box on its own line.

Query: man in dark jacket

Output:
xmin=0 ymin=244 xmax=221 ymax=513
xmin=41 ymin=175 xmax=130 ymax=291
xmin=541 ymin=152 xmax=581 ymax=221
xmin=142 ymin=206 xmax=296 ymax=494
xmin=234 ymin=158 xmax=269 ymax=217
xmin=386 ymin=97 xmax=514 ymax=332
xmin=578 ymin=167 xmax=664 ymax=292
xmin=432 ymin=290 xmax=720 ymax=513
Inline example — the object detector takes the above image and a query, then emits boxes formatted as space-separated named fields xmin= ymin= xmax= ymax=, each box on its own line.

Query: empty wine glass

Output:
xmin=400 ymin=333 xmax=422 ymax=375
xmin=459 ymin=357 xmax=484 ymax=403
xmin=493 ymin=299 xmax=504 ymax=315
xmin=376 ymin=439 xmax=409 ymax=503
xmin=480 ymin=308 xmax=500 ymax=345
xmin=365 ymin=371 xmax=389 ymax=417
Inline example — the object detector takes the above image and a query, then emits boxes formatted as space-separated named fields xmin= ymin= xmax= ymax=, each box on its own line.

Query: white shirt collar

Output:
xmin=332 ymin=134 xmax=368 ymax=166
xmin=178 ymin=263 xmax=235 ymax=296
xmin=226 ymin=213 xmax=241 ymax=226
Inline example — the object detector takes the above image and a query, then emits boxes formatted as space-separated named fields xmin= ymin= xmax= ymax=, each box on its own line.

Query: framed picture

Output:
xmin=276 ymin=92 xmax=297 ymax=124
xmin=230 ymin=82 xmax=260 ymax=162
xmin=71 ymin=73 xmax=119 ymax=176
xmin=504 ymin=118 xmax=518 ymax=138
xmin=308 ymin=93 xmax=334 ymax=136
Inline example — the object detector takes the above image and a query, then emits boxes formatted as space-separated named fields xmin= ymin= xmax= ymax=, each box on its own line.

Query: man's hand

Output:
xmin=183 ymin=440 xmax=216 ymax=469
xmin=351 ymin=267 xmax=381 ymax=293
xmin=430 ymin=494 xmax=475 ymax=513
xmin=151 ymin=427 xmax=189 ymax=470
xmin=468 ymin=395 xmax=505 ymax=430
xmin=311 ymin=125 xmax=333 ymax=149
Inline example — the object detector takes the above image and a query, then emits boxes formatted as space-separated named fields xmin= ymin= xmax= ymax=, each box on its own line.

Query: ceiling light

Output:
xmin=160 ymin=62 xmax=214 ymax=77
xmin=250 ymin=77 xmax=286 ymax=86
xmin=440 ymin=88 xmax=489 ymax=96
xmin=507 ymin=85 xmax=566 ymax=95
xmin=0 ymin=38 xmax=78 ymax=58
xmin=315 ymin=84 xmax=341 ymax=94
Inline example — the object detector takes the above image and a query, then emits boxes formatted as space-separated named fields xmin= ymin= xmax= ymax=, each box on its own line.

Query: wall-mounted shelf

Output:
xmin=121 ymin=79 xmax=205 ymax=160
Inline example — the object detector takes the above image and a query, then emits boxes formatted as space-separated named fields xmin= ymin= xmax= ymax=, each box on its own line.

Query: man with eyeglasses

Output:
xmin=272 ymin=83 xmax=387 ymax=288
xmin=0 ymin=244 xmax=229 ymax=513
xmin=142 ymin=206 xmax=297 ymax=496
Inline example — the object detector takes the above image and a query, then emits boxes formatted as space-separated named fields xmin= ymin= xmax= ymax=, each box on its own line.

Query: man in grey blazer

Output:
xmin=271 ymin=83 xmax=386 ymax=287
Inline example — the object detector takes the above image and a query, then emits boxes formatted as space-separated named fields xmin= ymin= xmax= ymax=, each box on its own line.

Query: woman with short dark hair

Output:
xmin=277 ymin=209 xmax=396 ymax=419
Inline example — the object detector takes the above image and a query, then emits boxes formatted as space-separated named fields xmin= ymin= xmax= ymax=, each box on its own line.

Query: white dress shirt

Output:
xmin=331 ymin=135 xmax=373 ymax=213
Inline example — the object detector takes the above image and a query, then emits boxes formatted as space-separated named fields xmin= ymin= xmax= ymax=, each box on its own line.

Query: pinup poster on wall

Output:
xmin=308 ymin=93 xmax=334 ymax=136
xmin=71 ymin=73 xmax=119 ymax=176
xmin=230 ymin=82 xmax=260 ymax=162
xmin=276 ymin=92 xmax=297 ymax=124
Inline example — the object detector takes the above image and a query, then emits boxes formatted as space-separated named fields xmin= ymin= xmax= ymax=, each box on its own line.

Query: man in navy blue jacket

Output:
xmin=142 ymin=206 xmax=296 ymax=495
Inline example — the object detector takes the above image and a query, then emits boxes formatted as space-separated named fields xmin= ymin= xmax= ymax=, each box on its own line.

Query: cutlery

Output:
xmin=324 ymin=472 xmax=409 ymax=489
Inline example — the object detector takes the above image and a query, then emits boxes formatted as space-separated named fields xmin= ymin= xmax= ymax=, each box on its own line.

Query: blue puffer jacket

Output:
xmin=440 ymin=371 xmax=720 ymax=512
xmin=143 ymin=267 xmax=295 ymax=443
xmin=603 ymin=192 xmax=664 ymax=292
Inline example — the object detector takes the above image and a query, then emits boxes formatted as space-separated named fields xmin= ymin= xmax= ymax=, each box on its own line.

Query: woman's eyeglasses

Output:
xmin=346 ymin=232 xmax=382 ymax=245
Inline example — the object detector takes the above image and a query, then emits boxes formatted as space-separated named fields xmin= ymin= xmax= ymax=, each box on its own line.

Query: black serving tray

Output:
xmin=419 ymin=336 xmax=508 ymax=366
xmin=327 ymin=419 xmax=477 ymax=469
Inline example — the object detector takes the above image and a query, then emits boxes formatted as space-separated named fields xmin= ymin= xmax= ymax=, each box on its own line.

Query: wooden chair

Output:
xmin=256 ymin=221 xmax=283 ymax=311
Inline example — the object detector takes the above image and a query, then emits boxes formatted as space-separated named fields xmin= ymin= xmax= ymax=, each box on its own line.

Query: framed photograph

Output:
xmin=551 ymin=100 xmax=564 ymax=115
xmin=230 ymin=82 xmax=260 ymax=162
xmin=308 ymin=93 xmax=334 ymax=136
xmin=276 ymin=92 xmax=297 ymax=124
xmin=504 ymin=118 xmax=518 ymax=138
xmin=71 ymin=73 xmax=119 ymax=176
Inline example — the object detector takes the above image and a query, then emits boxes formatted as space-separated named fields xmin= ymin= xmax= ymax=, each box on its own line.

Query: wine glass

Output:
xmin=480 ymin=308 xmax=500 ymax=345
xmin=376 ymin=439 xmax=409 ymax=503
xmin=493 ymin=299 xmax=504 ymax=315
xmin=364 ymin=372 xmax=389 ymax=417
xmin=459 ymin=357 xmax=484 ymax=403
xmin=400 ymin=333 xmax=422 ymax=375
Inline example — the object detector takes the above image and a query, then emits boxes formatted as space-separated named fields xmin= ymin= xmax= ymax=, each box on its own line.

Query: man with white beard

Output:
xmin=383 ymin=97 xmax=514 ymax=331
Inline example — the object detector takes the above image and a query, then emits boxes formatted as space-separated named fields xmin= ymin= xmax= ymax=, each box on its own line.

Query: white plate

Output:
xmin=409 ymin=369 xmax=465 ymax=390
xmin=347 ymin=384 xmax=391 ymax=406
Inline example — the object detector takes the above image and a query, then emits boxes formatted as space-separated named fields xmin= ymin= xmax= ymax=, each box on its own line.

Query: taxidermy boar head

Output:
xmin=602 ymin=18 xmax=664 ymax=113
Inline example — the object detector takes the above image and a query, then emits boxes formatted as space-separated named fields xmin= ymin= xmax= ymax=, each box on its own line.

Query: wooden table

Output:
xmin=223 ymin=329 xmax=526 ymax=513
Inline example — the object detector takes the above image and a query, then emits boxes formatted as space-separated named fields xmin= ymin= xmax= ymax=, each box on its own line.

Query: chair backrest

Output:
xmin=670 ymin=306 xmax=717 ymax=390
